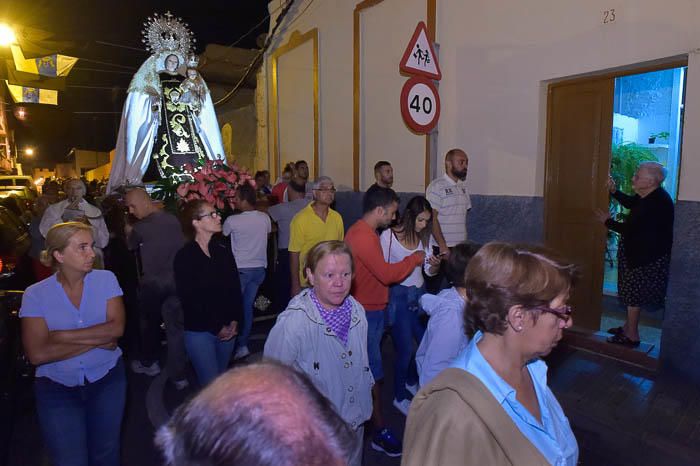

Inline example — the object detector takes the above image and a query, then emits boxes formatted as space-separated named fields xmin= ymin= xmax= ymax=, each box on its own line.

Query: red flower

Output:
xmin=198 ymin=183 xmax=209 ymax=197
xmin=225 ymin=171 xmax=238 ymax=183
xmin=176 ymin=182 xmax=190 ymax=198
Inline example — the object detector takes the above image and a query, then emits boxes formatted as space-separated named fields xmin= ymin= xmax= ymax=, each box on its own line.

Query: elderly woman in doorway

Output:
xmin=264 ymin=240 xmax=374 ymax=466
xmin=20 ymin=222 xmax=126 ymax=466
xmin=402 ymin=242 xmax=578 ymax=466
xmin=596 ymin=161 xmax=674 ymax=347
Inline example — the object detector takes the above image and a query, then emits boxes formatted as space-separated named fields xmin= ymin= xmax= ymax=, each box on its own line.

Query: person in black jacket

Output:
xmin=596 ymin=162 xmax=674 ymax=347
xmin=175 ymin=200 xmax=243 ymax=386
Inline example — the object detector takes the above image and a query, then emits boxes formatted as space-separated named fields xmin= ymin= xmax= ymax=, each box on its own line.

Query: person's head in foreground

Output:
xmin=464 ymin=241 xmax=576 ymax=358
xmin=156 ymin=361 xmax=356 ymax=466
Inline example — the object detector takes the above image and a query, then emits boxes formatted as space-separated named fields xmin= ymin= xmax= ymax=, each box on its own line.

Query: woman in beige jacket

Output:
xmin=403 ymin=242 xmax=578 ymax=466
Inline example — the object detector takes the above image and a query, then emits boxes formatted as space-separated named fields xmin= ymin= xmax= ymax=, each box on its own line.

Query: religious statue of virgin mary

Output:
xmin=107 ymin=12 xmax=225 ymax=192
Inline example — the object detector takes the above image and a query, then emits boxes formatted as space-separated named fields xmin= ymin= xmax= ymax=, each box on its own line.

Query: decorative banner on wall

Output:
xmin=5 ymin=81 xmax=58 ymax=105
xmin=10 ymin=45 xmax=78 ymax=77
xmin=399 ymin=21 xmax=442 ymax=81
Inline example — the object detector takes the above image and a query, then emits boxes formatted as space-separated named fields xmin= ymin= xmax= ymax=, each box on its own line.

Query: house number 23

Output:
xmin=603 ymin=9 xmax=616 ymax=24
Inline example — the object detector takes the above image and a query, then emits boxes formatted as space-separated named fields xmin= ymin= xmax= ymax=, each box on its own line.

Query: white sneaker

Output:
xmin=234 ymin=346 xmax=251 ymax=360
xmin=405 ymin=383 xmax=419 ymax=397
xmin=393 ymin=398 xmax=411 ymax=416
xmin=130 ymin=360 xmax=161 ymax=376
xmin=172 ymin=378 xmax=189 ymax=390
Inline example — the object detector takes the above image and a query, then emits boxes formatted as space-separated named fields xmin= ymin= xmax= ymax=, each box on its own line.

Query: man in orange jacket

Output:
xmin=345 ymin=185 xmax=425 ymax=457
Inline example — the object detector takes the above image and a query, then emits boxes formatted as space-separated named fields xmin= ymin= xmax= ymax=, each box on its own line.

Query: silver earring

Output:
xmin=517 ymin=326 xmax=523 ymax=331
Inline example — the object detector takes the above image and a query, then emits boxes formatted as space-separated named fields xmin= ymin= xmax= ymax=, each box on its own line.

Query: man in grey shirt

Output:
xmin=125 ymin=187 xmax=188 ymax=389
xmin=267 ymin=178 xmax=309 ymax=311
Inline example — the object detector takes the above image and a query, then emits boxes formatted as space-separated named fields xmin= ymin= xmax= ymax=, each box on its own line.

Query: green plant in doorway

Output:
xmin=648 ymin=131 xmax=669 ymax=144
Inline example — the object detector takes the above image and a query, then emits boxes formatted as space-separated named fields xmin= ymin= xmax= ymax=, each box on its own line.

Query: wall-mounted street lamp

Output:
xmin=0 ymin=24 xmax=16 ymax=47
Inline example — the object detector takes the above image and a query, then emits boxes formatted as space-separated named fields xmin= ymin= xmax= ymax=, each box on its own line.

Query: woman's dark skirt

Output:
xmin=617 ymin=242 xmax=671 ymax=308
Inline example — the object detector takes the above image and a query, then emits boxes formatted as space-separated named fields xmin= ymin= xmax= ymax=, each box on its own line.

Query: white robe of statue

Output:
xmin=107 ymin=51 xmax=225 ymax=193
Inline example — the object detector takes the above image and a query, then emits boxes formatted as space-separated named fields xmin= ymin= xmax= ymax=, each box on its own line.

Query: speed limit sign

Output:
xmin=400 ymin=76 xmax=440 ymax=134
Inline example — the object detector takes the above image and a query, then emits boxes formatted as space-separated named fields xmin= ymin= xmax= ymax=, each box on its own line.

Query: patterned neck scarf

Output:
xmin=309 ymin=289 xmax=352 ymax=347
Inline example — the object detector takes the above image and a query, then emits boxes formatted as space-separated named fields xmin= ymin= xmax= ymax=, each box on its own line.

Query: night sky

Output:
xmin=0 ymin=0 xmax=269 ymax=166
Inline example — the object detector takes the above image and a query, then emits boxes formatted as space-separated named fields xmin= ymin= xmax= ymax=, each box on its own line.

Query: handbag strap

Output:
xmin=388 ymin=230 xmax=394 ymax=262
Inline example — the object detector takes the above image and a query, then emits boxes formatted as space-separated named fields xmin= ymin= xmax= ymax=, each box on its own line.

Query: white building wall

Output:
xmin=264 ymin=0 xmax=700 ymax=199
xmin=436 ymin=0 xmax=699 ymax=199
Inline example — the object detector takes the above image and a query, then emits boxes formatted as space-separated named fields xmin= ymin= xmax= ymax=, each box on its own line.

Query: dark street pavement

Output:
xmin=4 ymin=315 xmax=700 ymax=466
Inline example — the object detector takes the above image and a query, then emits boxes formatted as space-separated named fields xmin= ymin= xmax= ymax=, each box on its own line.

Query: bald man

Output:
xmin=426 ymin=149 xmax=472 ymax=256
xmin=156 ymin=361 xmax=356 ymax=466
xmin=124 ymin=188 xmax=188 ymax=389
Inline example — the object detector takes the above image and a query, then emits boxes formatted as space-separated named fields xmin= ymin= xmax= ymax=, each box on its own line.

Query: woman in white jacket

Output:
xmin=264 ymin=241 xmax=373 ymax=466
xmin=416 ymin=241 xmax=481 ymax=387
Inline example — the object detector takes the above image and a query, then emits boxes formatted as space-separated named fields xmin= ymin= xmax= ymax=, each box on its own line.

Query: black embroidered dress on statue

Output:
xmin=145 ymin=72 xmax=206 ymax=181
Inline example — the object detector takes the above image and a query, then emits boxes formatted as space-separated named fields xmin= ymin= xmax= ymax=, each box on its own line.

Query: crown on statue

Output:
xmin=142 ymin=11 xmax=195 ymax=56
xmin=186 ymin=54 xmax=199 ymax=69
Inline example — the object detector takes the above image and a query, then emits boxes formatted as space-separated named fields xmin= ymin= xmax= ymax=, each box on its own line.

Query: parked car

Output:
xmin=0 ymin=205 xmax=32 ymax=290
xmin=1 ymin=205 xmax=33 ymax=466
xmin=0 ymin=175 xmax=37 ymax=201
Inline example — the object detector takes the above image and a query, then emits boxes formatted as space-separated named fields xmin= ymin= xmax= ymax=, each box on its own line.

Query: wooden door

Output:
xmin=544 ymin=78 xmax=613 ymax=330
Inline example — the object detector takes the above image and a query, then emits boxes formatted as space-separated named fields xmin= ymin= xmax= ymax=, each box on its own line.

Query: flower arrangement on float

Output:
xmin=152 ymin=158 xmax=254 ymax=212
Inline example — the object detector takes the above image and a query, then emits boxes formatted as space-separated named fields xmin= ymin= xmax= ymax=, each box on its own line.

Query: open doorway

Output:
xmin=601 ymin=66 xmax=686 ymax=356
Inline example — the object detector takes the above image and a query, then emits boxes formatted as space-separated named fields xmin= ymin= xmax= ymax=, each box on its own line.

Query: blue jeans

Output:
xmin=366 ymin=310 xmax=386 ymax=381
xmin=237 ymin=267 xmax=266 ymax=348
xmin=389 ymin=285 xmax=426 ymax=401
xmin=34 ymin=359 xmax=126 ymax=466
xmin=184 ymin=331 xmax=236 ymax=387
xmin=274 ymin=249 xmax=291 ymax=311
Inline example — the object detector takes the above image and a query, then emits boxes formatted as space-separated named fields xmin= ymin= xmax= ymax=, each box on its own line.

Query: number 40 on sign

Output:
xmin=400 ymin=76 xmax=441 ymax=134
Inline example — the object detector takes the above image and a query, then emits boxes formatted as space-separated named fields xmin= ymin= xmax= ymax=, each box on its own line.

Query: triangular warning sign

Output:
xmin=399 ymin=21 xmax=441 ymax=81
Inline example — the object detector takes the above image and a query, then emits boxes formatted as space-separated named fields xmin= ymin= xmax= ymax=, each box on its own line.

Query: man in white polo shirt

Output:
xmin=426 ymin=149 xmax=471 ymax=256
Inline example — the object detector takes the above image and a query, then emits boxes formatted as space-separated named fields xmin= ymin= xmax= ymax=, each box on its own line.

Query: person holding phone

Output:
xmin=380 ymin=196 xmax=441 ymax=415
xmin=345 ymin=186 xmax=425 ymax=457
xmin=39 ymin=179 xmax=110 ymax=255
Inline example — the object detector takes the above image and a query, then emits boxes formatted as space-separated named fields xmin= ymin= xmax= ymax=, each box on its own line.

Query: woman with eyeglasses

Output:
xmin=174 ymin=200 xmax=243 ymax=386
xmin=403 ymin=242 xmax=578 ymax=466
